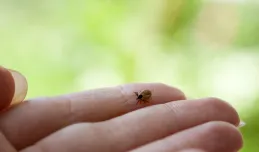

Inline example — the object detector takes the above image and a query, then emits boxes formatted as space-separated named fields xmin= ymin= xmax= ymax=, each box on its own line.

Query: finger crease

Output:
xmin=163 ymin=103 xmax=181 ymax=132
xmin=117 ymin=85 xmax=130 ymax=105
xmin=62 ymin=96 xmax=76 ymax=124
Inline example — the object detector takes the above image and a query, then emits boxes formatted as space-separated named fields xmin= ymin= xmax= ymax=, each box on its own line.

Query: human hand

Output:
xmin=0 ymin=68 xmax=243 ymax=152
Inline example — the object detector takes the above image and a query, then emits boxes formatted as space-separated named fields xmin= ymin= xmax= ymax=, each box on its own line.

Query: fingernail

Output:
xmin=0 ymin=66 xmax=15 ymax=111
xmin=0 ymin=66 xmax=28 ymax=111
xmin=238 ymin=120 xmax=246 ymax=128
xmin=8 ymin=69 xmax=28 ymax=106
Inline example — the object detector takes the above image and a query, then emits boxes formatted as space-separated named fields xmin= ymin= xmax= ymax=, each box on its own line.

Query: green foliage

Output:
xmin=240 ymin=98 xmax=259 ymax=152
xmin=161 ymin=0 xmax=202 ymax=45
xmin=234 ymin=4 xmax=259 ymax=48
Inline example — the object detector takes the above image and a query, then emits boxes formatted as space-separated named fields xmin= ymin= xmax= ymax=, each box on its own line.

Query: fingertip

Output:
xmin=0 ymin=67 xmax=28 ymax=112
xmin=0 ymin=66 xmax=15 ymax=111
xmin=200 ymin=97 xmax=240 ymax=126
xmin=205 ymin=121 xmax=244 ymax=151
xmin=8 ymin=69 xmax=28 ymax=106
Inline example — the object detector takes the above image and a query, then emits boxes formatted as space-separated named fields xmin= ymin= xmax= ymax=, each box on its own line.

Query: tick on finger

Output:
xmin=134 ymin=90 xmax=152 ymax=105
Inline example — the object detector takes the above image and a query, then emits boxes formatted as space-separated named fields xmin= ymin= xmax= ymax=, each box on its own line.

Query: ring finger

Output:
xmin=131 ymin=121 xmax=243 ymax=152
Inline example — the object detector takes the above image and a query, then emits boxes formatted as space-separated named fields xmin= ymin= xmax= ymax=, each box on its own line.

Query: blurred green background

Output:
xmin=0 ymin=0 xmax=258 ymax=151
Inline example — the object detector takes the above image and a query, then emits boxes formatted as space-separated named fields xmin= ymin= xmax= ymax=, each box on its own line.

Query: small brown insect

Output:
xmin=134 ymin=90 xmax=152 ymax=105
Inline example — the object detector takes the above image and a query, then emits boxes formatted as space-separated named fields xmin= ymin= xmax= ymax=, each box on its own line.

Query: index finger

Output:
xmin=0 ymin=83 xmax=185 ymax=150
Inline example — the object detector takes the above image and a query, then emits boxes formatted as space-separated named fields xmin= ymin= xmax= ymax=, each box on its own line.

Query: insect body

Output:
xmin=134 ymin=90 xmax=152 ymax=105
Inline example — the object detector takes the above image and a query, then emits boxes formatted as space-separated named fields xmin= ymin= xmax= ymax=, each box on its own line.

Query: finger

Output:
xmin=0 ymin=131 xmax=17 ymax=152
xmin=0 ymin=83 xmax=185 ymax=150
xmin=0 ymin=67 xmax=15 ymax=111
xmin=177 ymin=149 xmax=206 ymax=152
xmin=131 ymin=121 xmax=243 ymax=152
xmin=21 ymin=98 xmax=240 ymax=152
xmin=0 ymin=66 xmax=28 ymax=112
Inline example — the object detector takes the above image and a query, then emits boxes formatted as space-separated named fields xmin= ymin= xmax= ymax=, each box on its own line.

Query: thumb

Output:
xmin=0 ymin=66 xmax=28 ymax=112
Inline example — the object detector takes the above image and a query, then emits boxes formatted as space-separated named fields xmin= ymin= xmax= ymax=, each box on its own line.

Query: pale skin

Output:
xmin=0 ymin=83 xmax=243 ymax=152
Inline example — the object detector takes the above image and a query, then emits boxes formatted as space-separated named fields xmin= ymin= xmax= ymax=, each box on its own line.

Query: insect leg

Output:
xmin=136 ymin=99 xmax=141 ymax=105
